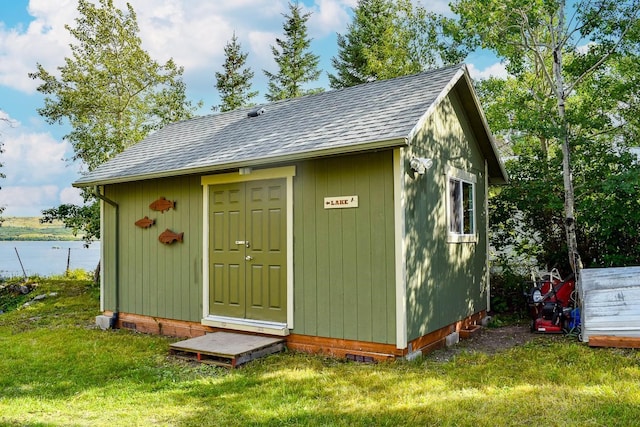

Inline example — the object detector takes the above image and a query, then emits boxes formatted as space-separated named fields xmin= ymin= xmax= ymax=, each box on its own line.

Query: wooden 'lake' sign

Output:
xmin=324 ymin=196 xmax=358 ymax=209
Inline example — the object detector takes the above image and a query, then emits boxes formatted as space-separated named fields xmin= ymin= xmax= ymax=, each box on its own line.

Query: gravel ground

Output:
xmin=426 ymin=324 xmax=558 ymax=362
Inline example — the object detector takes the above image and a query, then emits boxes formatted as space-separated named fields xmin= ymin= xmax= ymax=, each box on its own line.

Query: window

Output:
xmin=447 ymin=166 xmax=477 ymax=242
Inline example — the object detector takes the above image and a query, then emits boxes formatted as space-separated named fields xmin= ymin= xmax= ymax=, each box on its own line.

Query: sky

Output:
xmin=0 ymin=0 xmax=506 ymax=217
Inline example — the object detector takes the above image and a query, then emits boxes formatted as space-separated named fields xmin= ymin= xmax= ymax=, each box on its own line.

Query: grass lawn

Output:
xmin=1 ymin=277 xmax=639 ymax=426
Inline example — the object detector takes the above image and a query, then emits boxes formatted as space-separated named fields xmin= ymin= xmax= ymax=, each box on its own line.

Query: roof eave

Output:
xmin=457 ymin=67 xmax=509 ymax=184
xmin=73 ymin=137 xmax=409 ymax=187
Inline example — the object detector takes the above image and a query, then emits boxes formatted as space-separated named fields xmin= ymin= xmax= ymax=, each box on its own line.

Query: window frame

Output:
xmin=446 ymin=166 xmax=477 ymax=243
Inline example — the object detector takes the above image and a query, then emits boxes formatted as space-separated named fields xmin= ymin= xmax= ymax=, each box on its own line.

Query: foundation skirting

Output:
xmin=103 ymin=310 xmax=486 ymax=362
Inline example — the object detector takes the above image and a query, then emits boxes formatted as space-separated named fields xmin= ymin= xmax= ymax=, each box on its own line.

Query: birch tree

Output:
xmin=452 ymin=0 xmax=640 ymax=275
xmin=30 ymin=0 xmax=199 ymax=244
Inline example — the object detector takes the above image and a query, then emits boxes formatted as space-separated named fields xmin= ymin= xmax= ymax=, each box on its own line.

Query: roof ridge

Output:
xmin=197 ymin=64 xmax=465 ymax=121
xmin=74 ymin=63 xmax=499 ymax=187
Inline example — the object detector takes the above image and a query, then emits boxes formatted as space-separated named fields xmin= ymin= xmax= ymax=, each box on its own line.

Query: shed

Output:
xmin=580 ymin=266 xmax=640 ymax=348
xmin=74 ymin=64 xmax=507 ymax=360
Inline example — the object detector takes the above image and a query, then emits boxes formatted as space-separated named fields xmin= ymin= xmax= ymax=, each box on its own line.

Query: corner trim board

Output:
xmin=394 ymin=148 xmax=407 ymax=350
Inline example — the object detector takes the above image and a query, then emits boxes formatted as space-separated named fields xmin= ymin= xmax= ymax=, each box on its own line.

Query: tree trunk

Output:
xmin=553 ymin=1 xmax=582 ymax=276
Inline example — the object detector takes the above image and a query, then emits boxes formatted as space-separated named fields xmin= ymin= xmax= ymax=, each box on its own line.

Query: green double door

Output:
xmin=208 ymin=179 xmax=287 ymax=323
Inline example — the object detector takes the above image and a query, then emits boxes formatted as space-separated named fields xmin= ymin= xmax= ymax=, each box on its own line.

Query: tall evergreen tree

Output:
xmin=214 ymin=33 xmax=258 ymax=112
xmin=329 ymin=0 xmax=464 ymax=89
xmin=329 ymin=0 xmax=394 ymax=88
xmin=264 ymin=1 xmax=322 ymax=101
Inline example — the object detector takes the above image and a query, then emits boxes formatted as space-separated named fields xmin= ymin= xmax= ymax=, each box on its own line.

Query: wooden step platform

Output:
xmin=169 ymin=332 xmax=285 ymax=368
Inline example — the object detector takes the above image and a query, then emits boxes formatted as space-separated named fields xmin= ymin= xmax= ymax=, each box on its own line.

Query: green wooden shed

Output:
xmin=74 ymin=64 xmax=507 ymax=360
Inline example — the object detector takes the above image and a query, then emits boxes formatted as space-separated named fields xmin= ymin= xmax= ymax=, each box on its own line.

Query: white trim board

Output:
xmin=201 ymin=166 xmax=296 ymax=333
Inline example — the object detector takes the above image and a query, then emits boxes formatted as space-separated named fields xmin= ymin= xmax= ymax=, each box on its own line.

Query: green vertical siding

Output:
xmin=404 ymin=89 xmax=489 ymax=341
xmin=293 ymin=151 xmax=396 ymax=345
xmin=102 ymin=175 xmax=203 ymax=321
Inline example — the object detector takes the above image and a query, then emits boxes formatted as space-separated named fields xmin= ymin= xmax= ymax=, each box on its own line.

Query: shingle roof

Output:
xmin=74 ymin=64 xmax=504 ymax=186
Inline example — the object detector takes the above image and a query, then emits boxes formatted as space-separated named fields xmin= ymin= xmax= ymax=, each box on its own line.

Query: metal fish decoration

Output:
xmin=149 ymin=197 xmax=175 ymax=213
xmin=134 ymin=216 xmax=155 ymax=229
xmin=159 ymin=229 xmax=183 ymax=244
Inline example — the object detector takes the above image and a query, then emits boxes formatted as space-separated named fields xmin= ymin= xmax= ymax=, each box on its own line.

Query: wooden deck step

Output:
xmin=169 ymin=332 xmax=285 ymax=368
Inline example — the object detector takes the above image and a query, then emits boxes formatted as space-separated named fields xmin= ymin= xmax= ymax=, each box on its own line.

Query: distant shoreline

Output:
xmin=0 ymin=217 xmax=82 ymax=242
xmin=0 ymin=237 xmax=83 ymax=241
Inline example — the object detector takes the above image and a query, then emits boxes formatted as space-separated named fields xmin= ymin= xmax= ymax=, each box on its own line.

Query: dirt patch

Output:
xmin=427 ymin=324 xmax=549 ymax=362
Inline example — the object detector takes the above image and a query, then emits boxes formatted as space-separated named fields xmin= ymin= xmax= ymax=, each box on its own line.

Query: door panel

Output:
xmin=209 ymin=184 xmax=245 ymax=318
xmin=245 ymin=180 xmax=287 ymax=322
xmin=208 ymin=179 xmax=287 ymax=323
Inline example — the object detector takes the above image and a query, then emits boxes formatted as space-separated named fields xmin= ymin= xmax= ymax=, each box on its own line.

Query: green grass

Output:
xmin=1 ymin=278 xmax=639 ymax=426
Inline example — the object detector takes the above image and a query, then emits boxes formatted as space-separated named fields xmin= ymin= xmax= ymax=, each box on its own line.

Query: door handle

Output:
xmin=245 ymin=255 xmax=253 ymax=261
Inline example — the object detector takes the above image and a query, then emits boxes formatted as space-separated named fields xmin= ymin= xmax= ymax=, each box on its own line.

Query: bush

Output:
xmin=490 ymin=269 xmax=528 ymax=317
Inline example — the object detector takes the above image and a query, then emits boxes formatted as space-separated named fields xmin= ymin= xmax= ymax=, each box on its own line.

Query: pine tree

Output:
xmin=330 ymin=0 xmax=396 ymax=88
xmin=214 ymin=33 xmax=258 ymax=112
xmin=264 ymin=1 xmax=323 ymax=101
xmin=329 ymin=0 xmax=463 ymax=89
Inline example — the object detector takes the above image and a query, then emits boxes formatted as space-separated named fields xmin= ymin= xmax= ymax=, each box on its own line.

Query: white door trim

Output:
xmin=201 ymin=166 xmax=296 ymax=334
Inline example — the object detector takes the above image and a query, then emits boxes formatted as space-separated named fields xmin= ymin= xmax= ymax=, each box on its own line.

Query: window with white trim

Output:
xmin=447 ymin=166 xmax=477 ymax=242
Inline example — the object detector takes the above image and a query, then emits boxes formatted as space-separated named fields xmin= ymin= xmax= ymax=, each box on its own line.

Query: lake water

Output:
xmin=0 ymin=241 xmax=101 ymax=278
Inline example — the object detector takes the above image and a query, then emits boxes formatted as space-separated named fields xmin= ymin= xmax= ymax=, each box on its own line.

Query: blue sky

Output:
xmin=0 ymin=0 xmax=505 ymax=217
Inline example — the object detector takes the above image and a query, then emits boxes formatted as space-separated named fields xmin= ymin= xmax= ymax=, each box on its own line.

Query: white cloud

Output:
xmin=0 ymin=0 xmax=351 ymax=97
xmin=0 ymin=0 xmax=76 ymax=93
xmin=307 ymin=0 xmax=352 ymax=37
xmin=468 ymin=62 xmax=509 ymax=81
xmin=0 ymin=111 xmax=81 ymax=216
xmin=248 ymin=30 xmax=281 ymax=64
xmin=0 ymin=185 xmax=59 ymax=216
xmin=2 ymin=129 xmax=71 ymax=184
xmin=1 ymin=0 xmax=460 ymax=98
xmin=59 ymin=186 xmax=83 ymax=205
xmin=576 ymin=42 xmax=595 ymax=55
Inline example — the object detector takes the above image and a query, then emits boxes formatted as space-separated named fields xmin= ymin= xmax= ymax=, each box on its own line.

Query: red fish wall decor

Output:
xmin=158 ymin=229 xmax=184 ymax=244
xmin=149 ymin=197 xmax=175 ymax=213
xmin=134 ymin=216 xmax=155 ymax=229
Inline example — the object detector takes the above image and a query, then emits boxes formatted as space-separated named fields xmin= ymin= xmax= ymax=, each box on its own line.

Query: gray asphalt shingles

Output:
xmin=74 ymin=65 xmax=463 ymax=186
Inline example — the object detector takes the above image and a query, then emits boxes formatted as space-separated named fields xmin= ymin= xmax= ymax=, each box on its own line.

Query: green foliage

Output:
xmin=214 ymin=33 xmax=258 ymax=112
xmin=264 ymin=1 xmax=323 ymax=101
xmin=489 ymin=268 xmax=529 ymax=317
xmin=456 ymin=0 xmax=640 ymax=272
xmin=329 ymin=0 xmax=465 ymax=89
xmin=485 ymin=71 xmax=640 ymax=270
xmin=41 ymin=197 xmax=100 ymax=245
